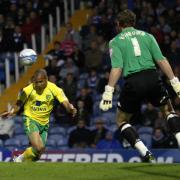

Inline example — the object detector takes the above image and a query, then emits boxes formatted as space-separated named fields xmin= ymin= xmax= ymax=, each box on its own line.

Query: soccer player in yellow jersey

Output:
xmin=2 ymin=69 xmax=77 ymax=162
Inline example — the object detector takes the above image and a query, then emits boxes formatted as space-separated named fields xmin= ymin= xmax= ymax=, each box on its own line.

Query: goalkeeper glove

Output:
xmin=99 ymin=85 xmax=114 ymax=111
xmin=170 ymin=77 xmax=180 ymax=97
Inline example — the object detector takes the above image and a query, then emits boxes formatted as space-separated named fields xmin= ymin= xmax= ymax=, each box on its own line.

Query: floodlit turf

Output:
xmin=0 ymin=163 xmax=179 ymax=180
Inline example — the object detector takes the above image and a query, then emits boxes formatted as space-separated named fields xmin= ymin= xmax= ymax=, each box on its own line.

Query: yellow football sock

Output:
xmin=22 ymin=147 xmax=39 ymax=162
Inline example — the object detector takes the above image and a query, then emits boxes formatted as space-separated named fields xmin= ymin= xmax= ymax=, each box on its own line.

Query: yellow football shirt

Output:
xmin=18 ymin=81 xmax=68 ymax=125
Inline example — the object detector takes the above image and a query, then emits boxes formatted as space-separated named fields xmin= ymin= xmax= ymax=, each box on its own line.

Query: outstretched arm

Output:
xmin=62 ymin=100 xmax=77 ymax=117
xmin=0 ymin=89 xmax=27 ymax=118
xmin=0 ymin=101 xmax=22 ymax=118
xmin=156 ymin=59 xmax=180 ymax=97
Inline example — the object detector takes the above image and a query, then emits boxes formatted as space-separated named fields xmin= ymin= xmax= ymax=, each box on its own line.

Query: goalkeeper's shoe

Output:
xmin=142 ymin=151 xmax=155 ymax=163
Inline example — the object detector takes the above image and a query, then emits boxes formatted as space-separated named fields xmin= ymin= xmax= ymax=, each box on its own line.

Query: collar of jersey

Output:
xmin=122 ymin=27 xmax=134 ymax=32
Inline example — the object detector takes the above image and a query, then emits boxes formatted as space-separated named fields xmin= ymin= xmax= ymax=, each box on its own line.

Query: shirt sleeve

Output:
xmin=17 ymin=89 xmax=27 ymax=103
xmin=149 ymin=34 xmax=165 ymax=61
xmin=109 ymin=39 xmax=123 ymax=68
xmin=52 ymin=85 xmax=68 ymax=103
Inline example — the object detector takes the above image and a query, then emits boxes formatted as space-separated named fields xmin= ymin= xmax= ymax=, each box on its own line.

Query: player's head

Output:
xmin=117 ymin=9 xmax=136 ymax=28
xmin=33 ymin=69 xmax=48 ymax=94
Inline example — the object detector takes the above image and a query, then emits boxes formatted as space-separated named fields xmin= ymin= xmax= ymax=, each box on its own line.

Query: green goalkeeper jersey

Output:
xmin=109 ymin=27 xmax=165 ymax=77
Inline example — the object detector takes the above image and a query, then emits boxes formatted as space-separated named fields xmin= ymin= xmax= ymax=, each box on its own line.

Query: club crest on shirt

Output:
xmin=46 ymin=94 xmax=51 ymax=100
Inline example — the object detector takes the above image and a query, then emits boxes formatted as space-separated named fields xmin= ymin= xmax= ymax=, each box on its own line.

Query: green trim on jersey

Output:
xmin=109 ymin=27 xmax=165 ymax=77
xmin=23 ymin=116 xmax=49 ymax=146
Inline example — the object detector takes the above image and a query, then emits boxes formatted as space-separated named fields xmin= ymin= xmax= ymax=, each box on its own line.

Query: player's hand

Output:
xmin=170 ymin=77 xmax=180 ymax=97
xmin=0 ymin=108 xmax=14 ymax=118
xmin=69 ymin=104 xmax=77 ymax=117
xmin=99 ymin=85 xmax=114 ymax=111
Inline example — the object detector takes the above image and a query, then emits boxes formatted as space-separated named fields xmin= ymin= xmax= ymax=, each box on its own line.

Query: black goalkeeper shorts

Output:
xmin=118 ymin=69 xmax=169 ymax=113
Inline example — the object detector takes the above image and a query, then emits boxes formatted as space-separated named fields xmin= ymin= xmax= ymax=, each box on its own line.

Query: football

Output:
xmin=19 ymin=48 xmax=37 ymax=66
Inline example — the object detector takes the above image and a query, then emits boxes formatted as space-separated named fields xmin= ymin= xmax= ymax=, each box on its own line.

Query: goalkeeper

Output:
xmin=2 ymin=69 xmax=77 ymax=162
xmin=100 ymin=9 xmax=180 ymax=162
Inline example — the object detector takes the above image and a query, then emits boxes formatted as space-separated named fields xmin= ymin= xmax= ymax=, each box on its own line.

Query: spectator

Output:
xmin=68 ymin=120 xmax=92 ymax=148
xmin=59 ymin=58 xmax=79 ymax=79
xmin=0 ymin=116 xmax=14 ymax=141
xmin=44 ymin=58 xmax=61 ymax=78
xmin=81 ymin=24 xmax=98 ymax=50
xmin=16 ymin=8 xmax=26 ymax=25
xmin=76 ymin=87 xmax=93 ymax=114
xmin=75 ymin=100 xmax=90 ymax=126
xmin=61 ymin=73 xmax=77 ymax=103
xmin=154 ymin=111 xmax=167 ymax=133
xmin=151 ymin=128 xmax=167 ymax=149
xmin=97 ymin=70 xmax=110 ymax=94
xmin=46 ymin=41 xmax=65 ymax=61
xmin=11 ymin=25 xmax=24 ymax=52
xmin=96 ymin=131 xmax=122 ymax=149
xmin=141 ymin=103 xmax=158 ymax=126
xmin=71 ymin=45 xmax=85 ymax=71
xmin=85 ymin=40 xmax=103 ymax=70
xmin=0 ymin=14 xmax=5 ymax=30
xmin=86 ymin=68 xmax=99 ymax=91
xmin=96 ymin=35 xmax=107 ymax=53
xmin=91 ymin=119 xmax=108 ymax=148
xmin=48 ymin=74 xmax=58 ymax=85
xmin=65 ymin=22 xmax=82 ymax=48
xmin=61 ymin=34 xmax=77 ymax=57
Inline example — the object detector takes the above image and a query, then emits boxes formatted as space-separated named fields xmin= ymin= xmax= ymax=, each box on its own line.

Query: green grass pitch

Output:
xmin=0 ymin=163 xmax=179 ymax=180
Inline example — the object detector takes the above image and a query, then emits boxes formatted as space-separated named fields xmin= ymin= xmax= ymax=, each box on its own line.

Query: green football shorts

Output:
xmin=23 ymin=115 xmax=49 ymax=146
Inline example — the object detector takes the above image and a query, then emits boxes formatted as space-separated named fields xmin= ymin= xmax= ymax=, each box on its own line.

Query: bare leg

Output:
xmin=14 ymin=132 xmax=45 ymax=162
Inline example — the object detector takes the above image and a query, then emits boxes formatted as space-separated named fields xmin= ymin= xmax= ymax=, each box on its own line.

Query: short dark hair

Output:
xmin=34 ymin=69 xmax=48 ymax=79
xmin=117 ymin=9 xmax=136 ymax=27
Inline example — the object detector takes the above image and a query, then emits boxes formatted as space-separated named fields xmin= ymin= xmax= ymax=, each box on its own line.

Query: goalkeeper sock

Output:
xmin=120 ymin=123 xmax=148 ymax=156
xmin=175 ymin=132 xmax=180 ymax=148
xmin=167 ymin=113 xmax=180 ymax=147
xmin=22 ymin=147 xmax=39 ymax=162
xmin=120 ymin=123 xmax=139 ymax=146
xmin=134 ymin=140 xmax=149 ymax=157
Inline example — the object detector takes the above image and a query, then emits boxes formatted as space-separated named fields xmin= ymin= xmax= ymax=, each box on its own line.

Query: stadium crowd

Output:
xmin=0 ymin=0 xmax=180 ymax=151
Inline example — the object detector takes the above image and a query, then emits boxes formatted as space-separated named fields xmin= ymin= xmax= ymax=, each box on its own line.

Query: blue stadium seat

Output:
xmin=139 ymin=134 xmax=152 ymax=148
xmin=13 ymin=116 xmax=23 ymax=124
xmin=49 ymin=127 xmax=66 ymax=136
xmin=93 ymin=101 xmax=101 ymax=116
xmin=14 ymin=127 xmax=25 ymax=135
xmin=21 ymin=139 xmax=29 ymax=147
xmin=4 ymin=138 xmax=21 ymax=147
xmin=14 ymin=123 xmax=22 ymax=129
xmin=5 ymin=146 xmax=19 ymax=151
xmin=46 ymin=139 xmax=56 ymax=147
xmin=56 ymin=138 xmax=67 ymax=147
xmin=0 ymin=69 xmax=5 ymax=82
xmin=101 ymin=112 xmax=116 ymax=124
xmin=57 ymin=145 xmax=68 ymax=150
xmin=0 ymin=139 xmax=3 ymax=147
xmin=138 ymin=127 xmax=153 ymax=135
xmin=77 ymin=79 xmax=86 ymax=89
xmin=109 ymin=124 xmax=118 ymax=132
xmin=66 ymin=126 xmax=76 ymax=135
xmin=48 ymin=134 xmax=65 ymax=143
xmin=14 ymin=135 xmax=28 ymax=142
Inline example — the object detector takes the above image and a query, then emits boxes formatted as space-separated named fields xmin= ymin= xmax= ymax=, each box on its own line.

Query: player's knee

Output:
xmin=167 ymin=113 xmax=180 ymax=133
xmin=116 ymin=109 xmax=131 ymax=127
xmin=119 ymin=123 xmax=139 ymax=147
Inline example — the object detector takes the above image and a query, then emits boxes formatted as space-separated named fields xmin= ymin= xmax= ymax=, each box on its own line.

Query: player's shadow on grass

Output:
xmin=120 ymin=164 xmax=180 ymax=179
